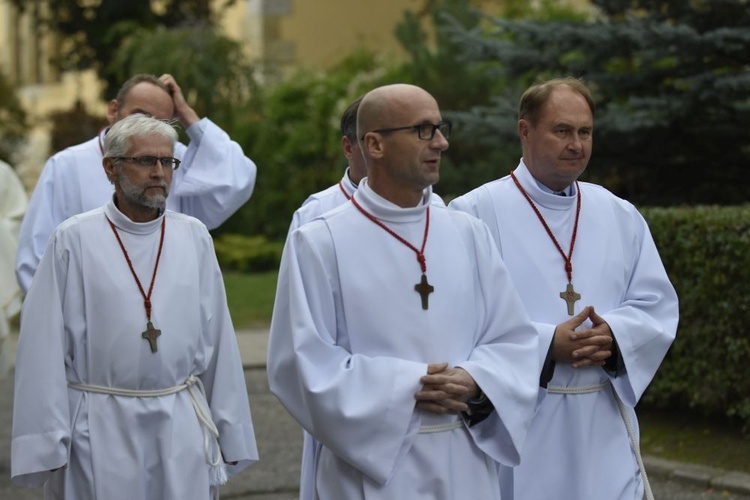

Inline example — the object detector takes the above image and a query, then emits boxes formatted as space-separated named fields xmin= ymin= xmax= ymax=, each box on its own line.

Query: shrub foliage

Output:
xmin=213 ymin=233 xmax=283 ymax=273
xmin=642 ymin=205 xmax=750 ymax=430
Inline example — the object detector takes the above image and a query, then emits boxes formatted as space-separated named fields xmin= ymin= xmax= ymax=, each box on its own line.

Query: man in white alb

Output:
xmin=289 ymin=94 xmax=449 ymax=500
xmin=16 ymin=73 xmax=257 ymax=293
xmin=0 ymin=160 xmax=27 ymax=379
xmin=268 ymin=83 xmax=539 ymax=499
xmin=450 ymin=77 xmax=679 ymax=500
xmin=11 ymin=114 xmax=258 ymax=499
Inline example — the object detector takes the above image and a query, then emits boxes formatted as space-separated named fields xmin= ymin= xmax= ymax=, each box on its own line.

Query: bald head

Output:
xmin=357 ymin=84 xmax=439 ymax=149
xmin=355 ymin=84 xmax=448 ymax=208
xmin=107 ymin=76 xmax=175 ymax=126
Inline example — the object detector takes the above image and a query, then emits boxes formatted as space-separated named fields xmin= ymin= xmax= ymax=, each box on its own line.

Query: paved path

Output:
xmin=2 ymin=329 xmax=750 ymax=498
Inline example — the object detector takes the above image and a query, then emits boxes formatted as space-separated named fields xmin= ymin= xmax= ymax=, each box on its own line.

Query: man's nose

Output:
xmin=150 ymin=161 xmax=166 ymax=177
xmin=432 ymin=130 xmax=449 ymax=151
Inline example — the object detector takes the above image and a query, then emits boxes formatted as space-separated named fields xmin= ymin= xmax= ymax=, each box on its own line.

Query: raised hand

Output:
xmin=159 ymin=74 xmax=200 ymax=127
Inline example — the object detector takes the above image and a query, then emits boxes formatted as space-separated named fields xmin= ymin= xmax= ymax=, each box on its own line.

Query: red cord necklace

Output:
xmin=510 ymin=171 xmax=582 ymax=315
xmin=106 ymin=216 xmax=166 ymax=351
xmin=350 ymin=196 xmax=433 ymax=310
xmin=338 ymin=180 xmax=352 ymax=200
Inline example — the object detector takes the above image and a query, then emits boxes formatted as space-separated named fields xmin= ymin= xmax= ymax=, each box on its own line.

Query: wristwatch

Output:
xmin=463 ymin=389 xmax=494 ymax=426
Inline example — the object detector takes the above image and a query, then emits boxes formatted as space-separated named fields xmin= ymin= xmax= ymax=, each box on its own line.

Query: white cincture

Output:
xmin=419 ymin=420 xmax=463 ymax=434
xmin=69 ymin=375 xmax=228 ymax=486
xmin=547 ymin=382 xmax=608 ymax=394
xmin=547 ymin=381 xmax=654 ymax=500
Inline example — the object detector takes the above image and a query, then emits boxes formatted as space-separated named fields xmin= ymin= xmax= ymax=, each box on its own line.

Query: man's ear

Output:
xmin=103 ymin=157 xmax=116 ymax=184
xmin=362 ymin=133 xmax=385 ymax=160
xmin=342 ymin=136 xmax=355 ymax=162
xmin=106 ymin=99 xmax=119 ymax=126
xmin=518 ymin=119 xmax=531 ymax=142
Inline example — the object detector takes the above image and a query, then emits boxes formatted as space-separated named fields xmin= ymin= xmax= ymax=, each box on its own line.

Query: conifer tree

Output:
xmin=446 ymin=0 xmax=750 ymax=205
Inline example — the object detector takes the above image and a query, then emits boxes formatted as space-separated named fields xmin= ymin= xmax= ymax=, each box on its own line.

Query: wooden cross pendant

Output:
xmin=559 ymin=282 xmax=581 ymax=316
xmin=414 ymin=273 xmax=434 ymax=310
xmin=142 ymin=321 xmax=161 ymax=353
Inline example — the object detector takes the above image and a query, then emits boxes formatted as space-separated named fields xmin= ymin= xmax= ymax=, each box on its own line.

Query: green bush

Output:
xmin=213 ymin=234 xmax=283 ymax=273
xmin=641 ymin=205 xmax=750 ymax=430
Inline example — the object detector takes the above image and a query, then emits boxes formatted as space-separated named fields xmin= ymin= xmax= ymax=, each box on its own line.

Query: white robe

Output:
xmin=287 ymin=169 xmax=359 ymax=500
xmin=268 ymin=179 xmax=539 ymax=500
xmin=16 ymin=118 xmax=257 ymax=293
xmin=11 ymin=199 xmax=258 ymax=499
xmin=0 ymin=160 xmax=27 ymax=377
xmin=289 ymin=169 xmax=358 ymax=234
xmin=289 ymin=170 xmax=454 ymax=500
xmin=449 ymin=160 xmax=679 ymax=500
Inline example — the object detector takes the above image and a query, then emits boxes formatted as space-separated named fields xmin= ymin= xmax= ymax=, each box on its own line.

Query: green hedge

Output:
xmin=213 ymin=234 xmax=283 ymax=273
xmin=641 ymin=205 xmax=750 ymax=430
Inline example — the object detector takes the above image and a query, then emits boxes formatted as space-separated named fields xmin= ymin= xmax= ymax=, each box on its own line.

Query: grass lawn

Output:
xmin=639 ymin=407 xmax=750 ymax=474
xmin=223 ymin=270 xmax=277 ymax=328
xmin=224 ymin=271 xmax=750 ymax=473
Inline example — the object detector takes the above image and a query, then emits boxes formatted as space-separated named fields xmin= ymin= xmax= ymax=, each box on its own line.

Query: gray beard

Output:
xmin=116 ymin=167 xmax=170 ymax=211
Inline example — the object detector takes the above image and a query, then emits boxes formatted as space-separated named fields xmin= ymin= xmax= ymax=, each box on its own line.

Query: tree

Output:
xmin=443 ymin=0 xmax=750 ymax=205
xmin=111 ymin=23 xmax=256 ymax=131
xmin=9 ymin=0 xmax=236 ymax=98
xmin=393 ymin=0 xmax=507 ymax=199
xmin=9 ymin=1 xmax=256 ymax=149
xmin=391 ymin=0 xmax=588 ymax=200
xmin=217 ymin=50 xmax=399 ymax=241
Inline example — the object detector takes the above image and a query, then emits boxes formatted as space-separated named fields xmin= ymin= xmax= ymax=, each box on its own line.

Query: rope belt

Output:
xmin=547 ymin=381 xmax=654 ymax=500
xmin=547 ymin=382 xmax=609 ymax=395
xmin=68 ymin=375 xmax=226 ymax=485
xmin=419 ymin=420 xmax=463 ymax=434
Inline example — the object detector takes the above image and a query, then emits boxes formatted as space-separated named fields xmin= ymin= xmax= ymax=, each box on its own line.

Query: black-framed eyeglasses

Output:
xmin=364 ymin=121 xmax=452 ymax=141
xmin=113 ymin=156 xmax=181 ymax=170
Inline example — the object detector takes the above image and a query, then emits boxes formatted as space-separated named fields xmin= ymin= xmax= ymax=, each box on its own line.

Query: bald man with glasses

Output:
xmin=268 ymin=83 xmax=539 ymax=499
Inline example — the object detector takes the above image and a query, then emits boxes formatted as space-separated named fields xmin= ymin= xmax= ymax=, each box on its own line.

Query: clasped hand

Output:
xmin=414 ymin=362 xmax=479 ymax=414
xmin=553 ymin=305 xmax=613 ymax=368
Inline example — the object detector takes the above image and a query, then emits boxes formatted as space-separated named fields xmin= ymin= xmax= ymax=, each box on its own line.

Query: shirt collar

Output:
xmin=105 ymin=196 xmax=166 ymax=235
xmin=353 ymin=179 xmax=431 ymax=223
xmin=514 ymin=159 xmax=578 ymax=211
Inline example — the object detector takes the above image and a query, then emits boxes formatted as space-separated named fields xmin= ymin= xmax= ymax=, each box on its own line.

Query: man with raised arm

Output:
xmin=16 ymin=73 xmax=257 ymax=293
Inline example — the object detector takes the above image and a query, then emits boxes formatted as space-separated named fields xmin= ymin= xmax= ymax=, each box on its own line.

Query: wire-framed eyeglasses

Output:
xmin=364 ymin=121 xmax=452 ymax=141
xmin=113 ymin=156 xmax=181 ymax=170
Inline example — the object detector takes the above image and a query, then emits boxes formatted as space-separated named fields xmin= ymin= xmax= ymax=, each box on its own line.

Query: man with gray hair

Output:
xmin=16 ymin=73 xmax=257 ymax=294
xmin=11 ymin=114 xmax=258 ymax=499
